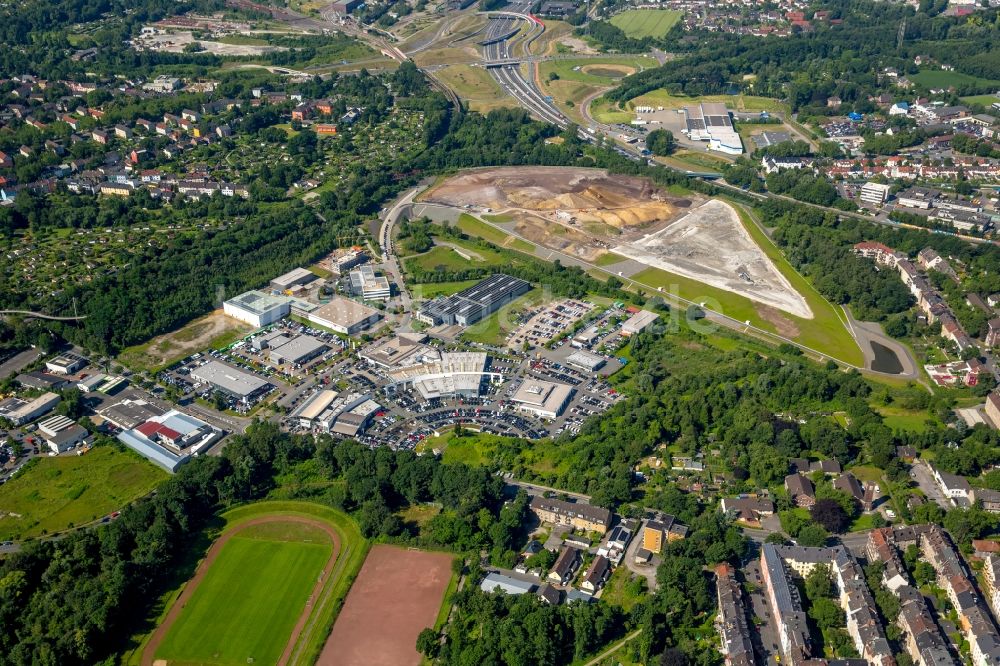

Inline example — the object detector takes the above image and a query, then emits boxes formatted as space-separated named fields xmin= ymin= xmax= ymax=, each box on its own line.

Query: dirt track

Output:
xmin=142 ymin=515 xmax=341 ymax=666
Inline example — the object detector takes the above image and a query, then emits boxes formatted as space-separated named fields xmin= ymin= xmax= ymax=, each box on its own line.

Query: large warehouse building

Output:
xmin=417 ymin=274 xmax=531 ymax=327
xmin=270 ymin=267 xmax=317 ymax=292
xmin=621 ymin=310 xmax=659 ymax=336
xmin=191 ymin=360 xmax=271 ymax=402
xmin=118 ymin=409 xmax=222 ymax=473
xmin=306 ymin=296 xmax=383 ymax=335
xmin=511 ymin=379 xmax=574 ymax=419
xmin=268 ymin=334 xmax=328 ymax=366
xmin=223 ymin=290 xmax=291 ymax=327
xmin=682 ymin=102 xmax=743 ymax=155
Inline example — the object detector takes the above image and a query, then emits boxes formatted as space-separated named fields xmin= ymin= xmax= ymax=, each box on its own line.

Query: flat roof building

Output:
xmin=511 ymin=379 xmax=573 ymax=419
xmin=565 ymin=350 xmax=606 ymax=372
xmin=621 ymin=310 xmax=659 ymax=336
xmin=683 ymin=103 xmax=743 ymax=154
xmin=223 ymin=290 xmax=290 ymax=327
xmin=268 ymin=334 xmax=328 ymax=366
xmin=99 ymin=399 xmax=166 ymax=430
xmin=38 ymin=415 xmax=90 ymax=453
xmin=349 ymin=265 xmax=391 ymax=302
xmin=417 ymin=274 xmax=531 ymax=327
xmin=386 ymin=351 xmax=492 ymax=400
xmin=45 ymin=352 xmax=87 ymax=375
xmin=191 ymin=360 xmax=271 ymax=401
xmin=0 ymin=392 xmax=61 ymax=426
xmin=16 ymin=371 xmax=67 ymax=391
xmin=270 ymin=267 xmax=316 ymax=292
xmin=118 ymin=409 xmax=221 ymax=473
xmin=360 ymin=333 xmax=431 ymax=369
xmin=860 ymin=182 xmax=892 ymax=206
xmin=306 ymin=296 xmax=383 ymax=336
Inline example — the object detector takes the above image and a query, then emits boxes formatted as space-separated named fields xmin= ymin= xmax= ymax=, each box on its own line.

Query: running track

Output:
xmin=142 ymin=514 xmax=342 ymax=666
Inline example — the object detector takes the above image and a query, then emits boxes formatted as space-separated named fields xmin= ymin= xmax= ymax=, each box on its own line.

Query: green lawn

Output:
xmin=540 ymin=56 xmax=658 ymax=86
xmin=594 ymin=252 xmax=628 ymax=266
xmin=877 ymin=406 xmax=936 ymax=433
xmin=405 ymin=246 xmax=478 ymax=273
xmin=153 ymin=501 xmax=368 ymax=666
xmin=458 ymin=214 xmax=535 ymax=253
xmin=155 ymin=537 xmax=332 ymax=665
xmin=411 ymin=280 xmax=480 ymax=298
xmin=0 ymin=446 xmax=166 ymax=541
xmin=404 ymin=241 xmax=509 ymax=275
xmin=912 ymin=69 xmax=1000 ymax=89
xmin=960 ymin=93 xmax=1000 ymax=107
xmin=609 ymin=9 xmax=683 ymax=39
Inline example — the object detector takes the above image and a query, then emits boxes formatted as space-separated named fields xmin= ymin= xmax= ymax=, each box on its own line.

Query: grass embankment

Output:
xmin=433 ymin=64 xmax=517 ymax=113
xmin=458 ymin=213 xmax=535 ymax=253
xmin=628 ymin=204 xmax=862 ymax=366
xmin=0 ymin=446 xmax=166 ymax=541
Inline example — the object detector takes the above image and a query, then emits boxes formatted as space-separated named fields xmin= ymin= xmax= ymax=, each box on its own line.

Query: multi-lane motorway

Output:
xmin=481 ymin=5 xmax=569 ymax=129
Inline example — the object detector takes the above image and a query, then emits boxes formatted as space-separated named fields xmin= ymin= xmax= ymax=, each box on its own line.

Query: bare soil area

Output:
xmin=613 ymin=200 xmax=813 ymax=319
xmin=120 ymin=309 xmax=252 ymax=370
xmin=317 ymin=545 xmax=453 ymax=666
xmin=426 ymin=167 xmax=692 ymax=262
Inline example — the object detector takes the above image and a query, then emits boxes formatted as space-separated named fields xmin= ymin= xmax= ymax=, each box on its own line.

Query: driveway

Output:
xmin=911 ymin=461 xmax=951 ymax=510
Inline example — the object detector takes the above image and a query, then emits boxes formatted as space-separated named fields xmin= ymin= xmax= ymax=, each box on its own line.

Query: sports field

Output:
xmin=146 ymin=502 xmax=368 ymax=666
xmin=912 ymin=69 xmax=999 ymax=89
xmin=317 ymin=545 xmax=454 ymax=666
xmin=0 ymin=446 xmax=165 ymax=541
xmin=609 ymin=9 xmax=683 ymax=39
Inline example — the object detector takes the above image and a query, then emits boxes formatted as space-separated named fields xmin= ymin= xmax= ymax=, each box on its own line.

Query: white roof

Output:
xmin=309 ymin=296 xmax=381 ymax=329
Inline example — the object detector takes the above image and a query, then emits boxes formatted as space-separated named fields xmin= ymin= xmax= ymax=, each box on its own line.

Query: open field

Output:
xmin=433 ymin=64 xmax=517 ymax=113
xmin=412 ymin=44 xmax=480 ymax=67
xmin=403 ymin=239 xmax=509 ymax=274
xmin=538 ymin=57 xmax=656 ymax=125
xmin=960 ymin=93 xmax=1000 ymax=107
xmin=590 ymin=96 xmax=635 ymax=124
xmin=877 ymin=406 xmax=936 ymax=433
xmin=609 ymin=9 xmax=683 ymax=38
xmin=119 ymin=309 xmax=253 ymax=371
xmin=912 ymin=69 xmax=1000 ymax=89
xmin=0 ymin=446 xmax=165 ymax=541
xmin=317 ymin=545 xmax=454 ymax=666
xmin=143 ymin=502 xmax=367 ymax=666
xmin=410 ymin=279 xmax=480 ymax=299
xmin=541 ymin=56 xmax=657 ymax=86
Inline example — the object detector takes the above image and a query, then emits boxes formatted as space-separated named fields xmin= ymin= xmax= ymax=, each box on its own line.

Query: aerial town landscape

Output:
xmin=5 ymin=0 xmax=1000 ymax=665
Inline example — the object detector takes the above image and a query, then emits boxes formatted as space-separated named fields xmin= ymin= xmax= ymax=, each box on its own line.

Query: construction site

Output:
xmin=423 ymin=166 xmax=693 ymax=263
xmin=423 ymin=167 xmax=811 ymax=319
